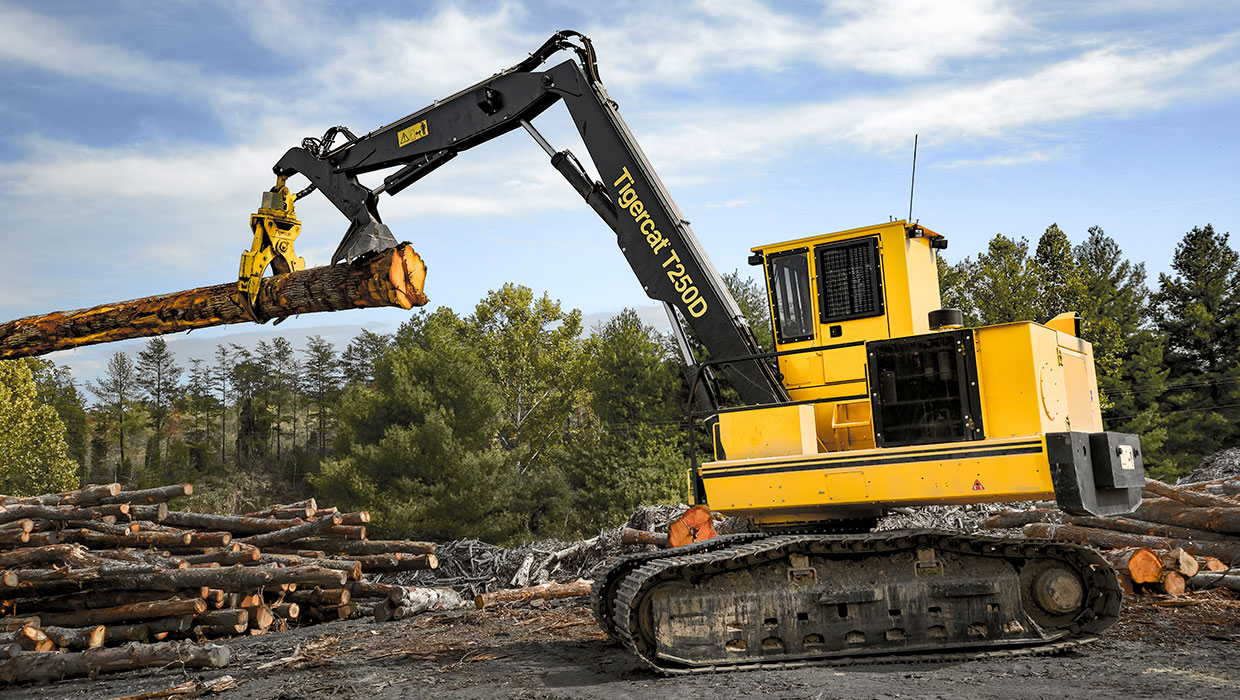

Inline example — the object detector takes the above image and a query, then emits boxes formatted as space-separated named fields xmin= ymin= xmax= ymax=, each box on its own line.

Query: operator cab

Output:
xmin=750 ymin=220 xmax=948 ymax=452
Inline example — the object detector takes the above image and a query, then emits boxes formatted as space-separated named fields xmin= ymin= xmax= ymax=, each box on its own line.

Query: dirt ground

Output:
xmin=7 ymin=593 xmax=1239 ymax=700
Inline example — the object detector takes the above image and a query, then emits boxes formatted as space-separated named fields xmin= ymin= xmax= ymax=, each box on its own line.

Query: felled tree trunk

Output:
xmin=0 ymin=244 xmax=427 ymax=359
xmin=474 ymin=579 xmax=593 ymax=609
xmin=0 ymin=640 xmax=230 ymax=683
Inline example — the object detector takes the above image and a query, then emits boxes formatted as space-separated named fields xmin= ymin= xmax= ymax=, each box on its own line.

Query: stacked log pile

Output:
xmin=0 ymin=481 xmax=441 ymax=683
xmin=984 ymin=477 xmax=1240 ymax=596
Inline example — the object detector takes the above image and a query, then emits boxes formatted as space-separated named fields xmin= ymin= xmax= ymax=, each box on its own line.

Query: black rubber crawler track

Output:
xmin=592 ymin=530 xmax=1121 ymax=675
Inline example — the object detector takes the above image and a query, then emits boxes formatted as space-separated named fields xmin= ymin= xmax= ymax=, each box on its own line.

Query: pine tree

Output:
xmin=1073 ymin=227 xmax=1168 ymax=462
xmin=1151 ymin=224 xmax=1240 ymax=477
xmin=302 ymin=336 xmax=341 ymax=458
xmin=967 ymin=234 xmax=1038 ymax=325
xmin=1032 ymin=224 xmax=1088 ymax=323
xmin=88 ymin=352 xmax=141 ymax=484
xmin=135 ymin=338 xmax=182 ymax=480
xmin=341 ymin=330 xmax=392 ymax=386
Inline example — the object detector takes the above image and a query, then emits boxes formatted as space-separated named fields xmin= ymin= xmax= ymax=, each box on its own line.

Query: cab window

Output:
xmin=767 ymin=250 xmax=814 ymax=343
xmin=817 ymin=238 xmax=884 ymax=323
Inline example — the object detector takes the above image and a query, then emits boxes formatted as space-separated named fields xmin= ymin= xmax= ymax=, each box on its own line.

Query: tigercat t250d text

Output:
xmin=240 ymin=31 xmax=1145 ymax=673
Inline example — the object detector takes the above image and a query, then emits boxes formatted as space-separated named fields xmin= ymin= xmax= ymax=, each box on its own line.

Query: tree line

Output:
xmin=0 ymin=223 xmax=1235 ymax=542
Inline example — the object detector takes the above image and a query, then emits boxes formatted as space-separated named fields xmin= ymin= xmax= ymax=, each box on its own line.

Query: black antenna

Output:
xmin=908 ymin=133 xmax=918 ymax=223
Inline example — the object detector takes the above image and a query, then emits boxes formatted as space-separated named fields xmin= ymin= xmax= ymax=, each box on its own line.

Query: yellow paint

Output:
xmin=718 ymin=404 xmax=817 ymax=460
xmin=697 ymin=219 xmax=1109 ymax=526
xmin=397 ymin=120 xmax=429 ymax=147
xmin=701 ymin=436 xmax=1053 ymax=522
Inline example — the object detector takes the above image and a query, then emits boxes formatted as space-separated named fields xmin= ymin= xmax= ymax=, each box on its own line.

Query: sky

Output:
xmin=1 ymin=0 xmax=1237 ymax=384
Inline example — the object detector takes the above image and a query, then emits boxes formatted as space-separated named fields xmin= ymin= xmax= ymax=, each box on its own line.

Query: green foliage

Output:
xmin=88 ymin=352 xmax=145 ymax=485
xmin=551 ymin=423 xmax=687 ymax=536
xmin=341 ymin=330 xmax=391 ymax=386
xmin=29 ymin=358 xmax=88 ymax=478
xmin=968 ymin=234 xmax=1039 ymax=324
xmin=1150 ymin=224 xmax=1240 ymax=478
xmin=302 ymin=336 xmax=342 ymax=458
xmin=316 ymin=309 xmax=530 ymax=543
xmin=467 ymin=283 xmax=588 ymax=469
xmin=587 ymin=308 xmax=682 ymax=427
xmin=1031 ymin=224 xmax=1088 ymax=323
xmin=0 ymin=359 xmax=79 ymax=496
xmin=136 ymin=337 xmax=182 ymax=481
xmin=722 ymin=269 xmax=773 ymax=353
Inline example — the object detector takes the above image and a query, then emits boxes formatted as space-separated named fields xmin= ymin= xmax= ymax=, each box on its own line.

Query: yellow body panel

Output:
xmin=696 ymin=220 xmax=1107 ymax=525
xmin=717 ymin=405 xmax=817 ymax=460
xmin=701 ymin=436 xmax=1053 ymax=525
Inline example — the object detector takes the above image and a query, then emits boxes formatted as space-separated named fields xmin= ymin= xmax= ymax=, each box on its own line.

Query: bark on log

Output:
xmin=300 ymin=603 xmax=356 ymax=623
xmin=103 ymin=623 xmax=149 ymax=645
xmin=287 ymin=588 xmax=350 ymax=606
xmin=1102 ymin=548 xmax=1162 ymax=584
xmin=245 ymin=499 xmax=317 ymax=519
xmin=42 ymin=625 xmax=105 ymax=650
xmin=97 ymin=484 xmax=193 ymax=506
xmin=0 ymin=484 xmax=121 ymax=507
xmin=23 ymin=587 xmax=207 ymax=613
xmin=322 ymin=525 xmax=366 ymax=540
xmin=1143 ymin=478 xmax=1240 ymax=509
xmin=271 ymin=602 xmax=300 ymax=620
xmin=273 ymin=539 xmax=436 ymax=556
xmin=1178 ymin=476 xmax=1240 ymax=495
xmin=337 ymin=512 xmax=370 ymax=526
xmin=0 ymin=243 xmax=428 ymax=359
xmin=621 ymin=528 xmax=671 ymax=546
xmin=0 ymin=544 xmax=94 ymax=569
xmin=1160 ymin=548 xmax=1200 ymax=578
xmin=1188 ymin=570 xmax=1240 ymax=593
xmin=983 ymin=509 xmax=1061 ymax=529
xmin=0 ymin=519 xmax=33 ymax=534
xmin=474 ymin=579 xmax=593 ymax=609
xmin=0 ymin=504 xmax=135 ymax=526
xmin=1023 ymin=523 xmax=1240 ymax=562
xmin=1069 ymin=515 xmax=1230 ymax=542
xmin=194 ymin=608 xmax=249 ymax=636
xmin=159 ymin=510 xmax=296 ymax=534
xmin=181 ymin=549 xmax=261 ymax=566
xmin=351 ymin=553 xmax=437 ymax=573
xmin=128 ymin=504 xmax=169 ymax=522
xmin=56 ymin=528 xmax=193 ymax=549
xmin=33 ymin=597 xmax=206 ymax=627
xmin=374 ymin=587 xmax=462 ymax=622
xmin=0 ymin=640 xmax=230 ymax=683
xmin=0 ymin=617 xmax=41 ymax=631
xmin=1129 ymin=497 xmax=1240 ymax=534
xmin=239 ymin=513 xmax=341 ymax=547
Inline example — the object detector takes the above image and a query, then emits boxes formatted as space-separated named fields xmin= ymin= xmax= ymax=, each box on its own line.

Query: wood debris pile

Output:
xmin=983 ymin=477 xmax=1240 ymax=596
xmin=0 ymin=481 xmax=445 ymax=684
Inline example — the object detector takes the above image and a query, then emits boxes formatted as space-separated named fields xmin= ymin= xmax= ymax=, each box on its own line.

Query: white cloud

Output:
xmin=631 ymin=38 xmax=1240 ymax=175
xmin=585 ymin=0 xmax=1023 ymax=90
xmin=936 ymin=149 xmax=1063 ymax=169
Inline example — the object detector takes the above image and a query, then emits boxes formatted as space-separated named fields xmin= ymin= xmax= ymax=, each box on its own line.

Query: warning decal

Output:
xmin=972 ymin=479 xmax=984 ymax=491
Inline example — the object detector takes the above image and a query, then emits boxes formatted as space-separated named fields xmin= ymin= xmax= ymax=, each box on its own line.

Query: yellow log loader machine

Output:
xmin=239 ymin=31 xmax=1145 ymax=673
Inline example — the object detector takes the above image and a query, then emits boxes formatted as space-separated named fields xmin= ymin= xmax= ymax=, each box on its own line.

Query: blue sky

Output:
xmin=1 ymin=1 xmax=1237 ymax=382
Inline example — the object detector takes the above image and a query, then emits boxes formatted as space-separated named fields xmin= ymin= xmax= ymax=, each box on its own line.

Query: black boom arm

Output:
xmin=275 ymin=32 xmax=787 ymax=407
